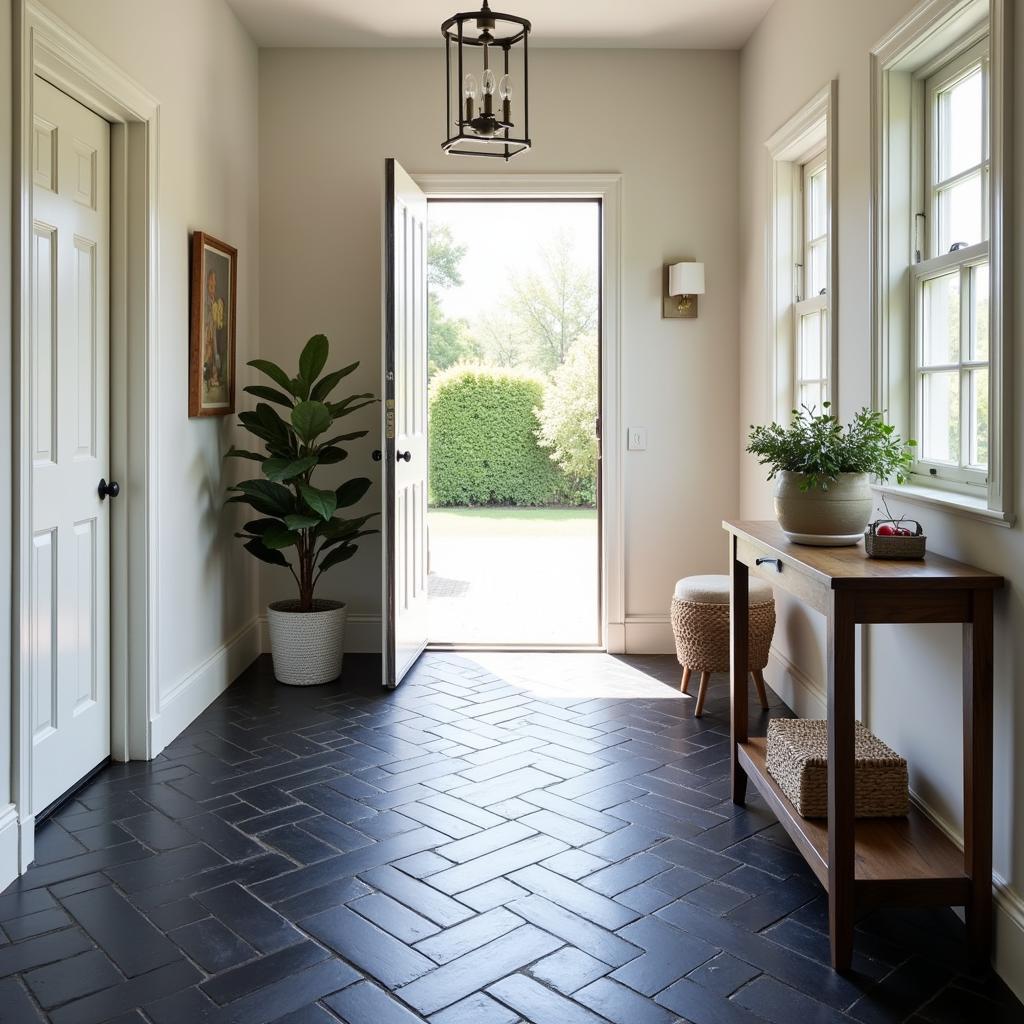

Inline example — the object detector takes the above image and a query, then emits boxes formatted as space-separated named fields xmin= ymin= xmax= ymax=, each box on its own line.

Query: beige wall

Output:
xmin=258 ymin=47 xmax=741 ymax=647
xmin=17 ymin=0 xmax=262 ymax=749
xmin=739 ymin=0 xmax=1024 ymax=995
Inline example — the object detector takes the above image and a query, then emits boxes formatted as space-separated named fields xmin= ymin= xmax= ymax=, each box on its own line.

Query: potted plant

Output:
xmin=225 ymin=334 xmax=377 ymax=685
xmin=746 ymin=404 xmax=915 ymax=546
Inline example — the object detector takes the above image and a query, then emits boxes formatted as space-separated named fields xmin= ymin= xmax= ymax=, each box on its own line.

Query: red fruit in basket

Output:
xmin=876 ymin=524 xmax=897 ymax=536
xmin=896 ymin=527 xmax=912 ymax=536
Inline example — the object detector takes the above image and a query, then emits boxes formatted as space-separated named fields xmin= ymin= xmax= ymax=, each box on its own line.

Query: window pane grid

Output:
xmin=913 ymin=257 xmax=989 ymax=478
xmin=794 ymin=149 xmax=828 ymax=409
xmin=913 ymin=42 xmax=990 ymax=484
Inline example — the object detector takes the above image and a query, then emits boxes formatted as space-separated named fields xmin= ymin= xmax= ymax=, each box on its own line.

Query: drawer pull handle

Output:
xmin=755 ymin=557 xmax=783 ymax=573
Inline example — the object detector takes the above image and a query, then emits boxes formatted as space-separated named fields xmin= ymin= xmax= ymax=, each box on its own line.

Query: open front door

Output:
xmin=382 ymin=159 xmax=429 ymax=688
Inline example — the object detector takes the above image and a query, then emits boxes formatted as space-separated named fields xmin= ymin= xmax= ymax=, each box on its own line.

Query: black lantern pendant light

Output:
xmin=441 ymin=0 xmax=531 ymax=160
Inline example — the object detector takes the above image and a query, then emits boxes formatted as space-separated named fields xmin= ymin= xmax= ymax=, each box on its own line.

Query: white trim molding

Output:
xmin=411 ymin=173 xmax=625 ymax=653
xmin=870 ymin=0 xmax=1012 ymax=522
xmin=765 ymin=81 xmax=838 ymax=422
xmin=12 ymin=0 xmax=160 ymax=874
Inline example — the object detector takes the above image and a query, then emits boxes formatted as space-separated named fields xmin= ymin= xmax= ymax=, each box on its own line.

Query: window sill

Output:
xmin=872 ymin=481 xmax=1016 ymax=528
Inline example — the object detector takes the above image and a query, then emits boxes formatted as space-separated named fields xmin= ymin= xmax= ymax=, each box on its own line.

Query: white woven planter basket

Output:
xmin=267 ymin=600 xmax=347 ymax=686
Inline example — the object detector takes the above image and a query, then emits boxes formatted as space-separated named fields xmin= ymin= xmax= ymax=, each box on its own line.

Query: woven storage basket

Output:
xmin=670 ymin=598 xmax=775 ymax=674
xmin=765 ymin=718 xmax=909 ymax=818
xmin=864 ymin=520 xmax=927 ymax=559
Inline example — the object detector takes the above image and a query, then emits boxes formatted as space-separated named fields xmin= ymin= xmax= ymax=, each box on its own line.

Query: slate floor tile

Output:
xmin=0 ymin=975 xmax=46 ymax=1023
xmin=195 ymin=881 xmax=301 ymax=953
xmin=23 ymin=948 xmax=122 ymax=1009
xmin=61 ymin=885 xmax=182 ymax=977
xmin=685 ymin=951 xmax=761 ymax=996
xmin=396 ymin=924 xmax=562 ymax=1014
xmin=414 ymin=907 xmax=523 ymax=964
xmin=351 ymin=891 xmax=441 ymax=943
xmin=510 ymin=865 xmax=638 ymax=930
xmin=611 ymin=915 xmax=717 ymax=995
xmin=301 ymin=904 xmax=434 ymax=988
xmin=732 ymin=974 xmax=851 ymax=1024
xmin=200 ymin=940 xmax=330 ymax=1005
xmin=324 ymin=978 xmax=425 ymax=1023
xmin=528 ymin=947 xmax=611 ymax=995
xmin=488 ymin=974 xmax=608 ymax=1024
xmin=509 ymin=894 xmax=641 ymax=967
xmin=0 ymin=653 xmax=1015 ymax=1024
xmin=428 ymin=990 xmax=521 ymax=1024
xmin=574 ymin=976 xmax=678 ymax=1023
xmin=168 ymin=916 xmax=257 ymax=973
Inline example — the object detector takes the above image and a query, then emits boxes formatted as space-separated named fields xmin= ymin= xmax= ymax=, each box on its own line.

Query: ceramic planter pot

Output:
xmin=774 ymin=471 xmax=872 ymax=546
xmin=266 ymin=599 xmax=347 ymax=686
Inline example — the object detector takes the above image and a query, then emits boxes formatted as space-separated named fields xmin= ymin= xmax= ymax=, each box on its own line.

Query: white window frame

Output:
xmin=910 ymin=39 xmax=990 ymax=489
xmin=766 ymin=81 xmax=838 ymax=424
xmin=794 ymin=149 xmax=829 ymax=411
xmin=871 ymin=0 xmax=1013 ymax=525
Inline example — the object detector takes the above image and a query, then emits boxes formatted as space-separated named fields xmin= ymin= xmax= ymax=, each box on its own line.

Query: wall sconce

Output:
xmin=663 ymin=259 xmax=705 ymax=319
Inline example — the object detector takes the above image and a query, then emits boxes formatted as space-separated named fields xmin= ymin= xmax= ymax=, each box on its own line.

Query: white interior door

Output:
xmin=382 ymin=159 xmax=429 ymax=688
xmin=31 ymin=77 xmax=111 ymax=813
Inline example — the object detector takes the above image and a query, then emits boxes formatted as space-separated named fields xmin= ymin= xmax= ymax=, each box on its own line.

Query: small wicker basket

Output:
xmin=864 ymin=520 xmax=926 ymax=560
xmin=765 ymin=718 xmax=909 ymax=818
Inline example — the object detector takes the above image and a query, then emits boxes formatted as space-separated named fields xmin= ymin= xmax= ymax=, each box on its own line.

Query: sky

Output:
xmin=427 ymin=200 xmax=600 ymax=322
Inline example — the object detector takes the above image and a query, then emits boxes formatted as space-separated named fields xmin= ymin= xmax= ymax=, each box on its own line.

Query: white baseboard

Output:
xmin=623 ymin=614 xmax=674 ymax=654
xmin=766 ymin=646 xmax=825 ymax=718
xmin=149 ymin=618 xmax=262 ymax=756
xmin=258 ymin=612 xmax=382 ymax=654
xmin=994 ymin=880 xmax=1024 ymax=1003
xmin=0 ymin=805 xmax=20 ymax=891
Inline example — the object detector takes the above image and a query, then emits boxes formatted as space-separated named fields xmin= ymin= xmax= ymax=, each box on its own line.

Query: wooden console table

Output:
xmin=724 ymin=520 xmax=1002 ymax=972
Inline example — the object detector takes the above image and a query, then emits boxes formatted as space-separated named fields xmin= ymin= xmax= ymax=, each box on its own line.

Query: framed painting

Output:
xmin=189 ymin=231 xmax=237 ymax=417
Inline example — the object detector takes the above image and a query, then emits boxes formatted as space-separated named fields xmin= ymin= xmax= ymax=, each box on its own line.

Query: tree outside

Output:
xmin=427 ymin=205 xmax=599 ymax=508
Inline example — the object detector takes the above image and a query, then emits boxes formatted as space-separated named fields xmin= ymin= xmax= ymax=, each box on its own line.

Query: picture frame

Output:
xmin=189 ymin=231 xmax=237 ymax=417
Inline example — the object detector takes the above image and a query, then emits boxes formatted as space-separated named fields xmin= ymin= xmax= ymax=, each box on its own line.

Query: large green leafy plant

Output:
xmin=746 ymin=404 xmax=915 ymax=492
xmin=226 ymin=335 xmax=377 ymax=611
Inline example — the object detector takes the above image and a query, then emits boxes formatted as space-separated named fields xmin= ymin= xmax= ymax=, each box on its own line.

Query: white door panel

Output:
xmin=31 ymin=77 xmax=111 ymax=813
xmin=382 ymin=159 xmax=429 ymax=687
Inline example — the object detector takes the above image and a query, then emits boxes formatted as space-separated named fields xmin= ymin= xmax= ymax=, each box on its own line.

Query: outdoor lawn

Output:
xmin=427 ymin=507 xmax=599 ymax=645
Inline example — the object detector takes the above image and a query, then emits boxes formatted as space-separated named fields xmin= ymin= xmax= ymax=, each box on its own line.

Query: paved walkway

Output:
xmin=0 ymin=652 xmax=1014 ymax=1023
xmin=427 ymin=508 xmax=599 ymax=645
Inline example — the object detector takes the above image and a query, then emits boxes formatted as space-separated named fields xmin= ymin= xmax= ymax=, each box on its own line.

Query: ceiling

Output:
xmin=226 ymin=0 xmax=774 ymax=50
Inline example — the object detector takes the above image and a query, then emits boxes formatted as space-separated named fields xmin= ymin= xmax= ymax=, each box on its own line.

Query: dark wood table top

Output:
xmin=723 ymin=520 xmax=1003 ymax=591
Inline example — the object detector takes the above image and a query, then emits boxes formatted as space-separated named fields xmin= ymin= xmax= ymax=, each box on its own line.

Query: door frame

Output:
xmin=11 ymin=1 xmax=159 ymax=870
xmin=412 ymin=173 xmax=624 ymax=653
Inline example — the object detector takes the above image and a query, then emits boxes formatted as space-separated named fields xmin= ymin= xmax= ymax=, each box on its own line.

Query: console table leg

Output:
xmin=730 ymin=539 xmax=749 ymax=805
xmin=827 ymin=590 xmax=856 ymax=972
xmin=964 ymin=589 xmax=993 ymax=967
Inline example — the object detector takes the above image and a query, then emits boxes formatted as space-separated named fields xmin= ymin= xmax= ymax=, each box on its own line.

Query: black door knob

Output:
xmin=396 ymin=450 xmax=412 ymax=463
xmin=98 ymin=478 xmax=120 ymax=500
xmin=372 ymin=450 xmax=382 ymax=462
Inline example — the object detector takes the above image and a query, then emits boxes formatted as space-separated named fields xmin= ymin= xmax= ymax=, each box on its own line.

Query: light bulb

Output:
xmin=499 ymin=74 xmax=512 ymax=101
xmin=482 ymin=69 xmax=496 ymax=95
xmin=463 ymin=74 xmax=478 ymax=100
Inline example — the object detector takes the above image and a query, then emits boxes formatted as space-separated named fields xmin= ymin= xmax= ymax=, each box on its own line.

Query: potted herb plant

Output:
xmin=226 ymin=334 xmax=377 ymax=685
xmin=746 ymin=405 xmax=915 ymax=546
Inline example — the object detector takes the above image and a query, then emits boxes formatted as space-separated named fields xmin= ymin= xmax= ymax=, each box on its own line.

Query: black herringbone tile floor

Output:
xmin=0 ymin=651 xmax=1021 ymax=1024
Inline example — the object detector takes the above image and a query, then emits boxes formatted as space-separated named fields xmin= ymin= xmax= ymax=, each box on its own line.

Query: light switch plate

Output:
xmin=628 ymin=427 xmax=647 ymax=451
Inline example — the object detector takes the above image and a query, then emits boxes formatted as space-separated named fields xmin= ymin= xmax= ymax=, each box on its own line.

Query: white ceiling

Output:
xmin=226 ymin=0 xmax=774 ymax=50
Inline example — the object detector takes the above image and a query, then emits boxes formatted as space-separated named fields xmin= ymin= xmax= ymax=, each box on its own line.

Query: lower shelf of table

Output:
xmin=738 ymin=737 xmax=970 ymax=907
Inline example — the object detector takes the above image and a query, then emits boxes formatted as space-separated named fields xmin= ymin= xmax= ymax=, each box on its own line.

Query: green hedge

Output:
xmin=429 ymin=366 xmax=566 ymax=506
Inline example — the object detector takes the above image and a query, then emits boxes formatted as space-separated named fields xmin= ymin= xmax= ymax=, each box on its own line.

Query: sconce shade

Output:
xmin=669 ymin=262 xmax=705 ymax=296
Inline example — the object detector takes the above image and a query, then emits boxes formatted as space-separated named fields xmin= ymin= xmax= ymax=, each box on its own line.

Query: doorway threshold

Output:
xmin=427 ymin=643 xmax=606 ymax=654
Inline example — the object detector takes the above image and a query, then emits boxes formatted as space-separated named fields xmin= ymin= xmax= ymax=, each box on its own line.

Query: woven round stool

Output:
xmin=670 ymin=574 xmax=776 ymax=717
